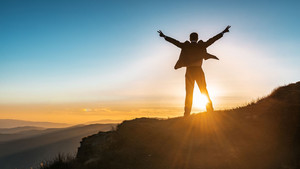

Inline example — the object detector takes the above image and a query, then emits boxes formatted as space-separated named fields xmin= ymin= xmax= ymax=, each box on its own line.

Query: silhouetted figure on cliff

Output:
xmin=158 ymin=26 xmax=230 ymax=116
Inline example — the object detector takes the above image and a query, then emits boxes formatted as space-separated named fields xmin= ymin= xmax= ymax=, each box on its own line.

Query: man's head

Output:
xmin=190 ymin=32 xmax=198 ymax=42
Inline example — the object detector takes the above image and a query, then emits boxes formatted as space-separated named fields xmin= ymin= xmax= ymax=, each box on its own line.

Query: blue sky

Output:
xmin=1 ymin=0 xmax=299 ymax=108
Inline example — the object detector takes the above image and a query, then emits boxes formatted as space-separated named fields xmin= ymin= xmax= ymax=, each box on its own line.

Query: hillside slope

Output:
xmin=72 ymin=82 xmax=300 ymax=169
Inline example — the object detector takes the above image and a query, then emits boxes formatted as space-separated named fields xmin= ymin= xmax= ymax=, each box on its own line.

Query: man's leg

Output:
xmin=201 ymin=88 xmax=214 ymax=112
xmin=195 ymin=68 xmax=214 ymax=112
xmin=184 ymin=68 xmax=195 ymax=116
xmin=201 ymin=88 xmax=212 ymax=103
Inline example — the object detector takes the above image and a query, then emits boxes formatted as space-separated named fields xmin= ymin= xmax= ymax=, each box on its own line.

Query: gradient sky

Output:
xmin=1 ymin=0 xmax=299 ymax=124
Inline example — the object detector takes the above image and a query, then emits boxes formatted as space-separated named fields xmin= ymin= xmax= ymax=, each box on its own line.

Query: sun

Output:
xmin=192 ymin=88 xmax=209 ymax=110
xmin=192 ymin=85 xmax=220 ymax=111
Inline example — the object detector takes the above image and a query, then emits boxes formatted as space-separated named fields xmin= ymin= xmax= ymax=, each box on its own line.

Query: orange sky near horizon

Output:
xmin=0 ymin=84 xmax=274 ymax=125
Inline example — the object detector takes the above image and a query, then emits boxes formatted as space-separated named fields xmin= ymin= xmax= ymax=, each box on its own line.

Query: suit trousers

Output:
xmin=184 ymin=66 xmax=209 ymax=115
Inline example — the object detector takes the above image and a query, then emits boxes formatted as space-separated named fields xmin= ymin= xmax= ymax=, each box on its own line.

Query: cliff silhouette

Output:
xmin=41 ymin=82 xmax=300 ymax=169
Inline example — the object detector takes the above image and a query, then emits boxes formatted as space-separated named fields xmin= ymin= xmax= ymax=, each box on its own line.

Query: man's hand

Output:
xmin=157 ymin=30 xmax=166 ymax=38
xmin=222 ymin=25 xmax=231 ymax=34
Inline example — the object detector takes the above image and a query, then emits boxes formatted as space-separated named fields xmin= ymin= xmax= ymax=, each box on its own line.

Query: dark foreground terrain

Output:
xmin=42 ymin=82 xmax=300 ymax=169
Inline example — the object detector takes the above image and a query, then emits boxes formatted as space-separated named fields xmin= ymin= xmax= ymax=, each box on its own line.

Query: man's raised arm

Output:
xmin=205 ymin=25 xmax=231 ymax=48
xmin=158 ymin=30 xmax=183 ymax=48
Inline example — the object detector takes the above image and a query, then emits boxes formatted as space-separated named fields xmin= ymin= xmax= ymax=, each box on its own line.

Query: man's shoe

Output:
xmin=206 ymin=102 xmax=214 ymax=112
xmin=184 ymin=112 xmax=190 ymax=117
xmin=184 ymin=107 xmax=191 ymax=117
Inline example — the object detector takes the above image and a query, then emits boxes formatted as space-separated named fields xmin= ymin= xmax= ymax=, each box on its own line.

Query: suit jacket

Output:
xmin=165 ymin=33 xmax=223 ymax=69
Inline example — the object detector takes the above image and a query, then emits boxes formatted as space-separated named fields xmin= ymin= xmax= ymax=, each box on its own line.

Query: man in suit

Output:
xmin=158 ymin=26 xmax=230 ymax=116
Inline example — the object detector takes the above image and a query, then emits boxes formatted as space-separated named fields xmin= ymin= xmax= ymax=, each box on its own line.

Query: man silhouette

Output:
xmin=158 ymin=26 xmax=230 ymax=116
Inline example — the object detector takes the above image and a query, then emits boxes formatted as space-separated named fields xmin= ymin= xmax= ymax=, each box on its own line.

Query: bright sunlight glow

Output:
xmin=192 ymin=88 xmax=209 ymax=110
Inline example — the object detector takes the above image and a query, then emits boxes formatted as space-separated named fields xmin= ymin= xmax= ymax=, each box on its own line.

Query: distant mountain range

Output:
xmin=0 ymin=126 xmax=46 ymax=134
xmin=0 ymin=119 xmax=71 ymax=128
xmin=0 ymin=126 xmax=58 ymax=143
xmin=84 ymin=119 xmax=123 ymax=124
xmin=0 ymin=123 xmax=117 ymax=169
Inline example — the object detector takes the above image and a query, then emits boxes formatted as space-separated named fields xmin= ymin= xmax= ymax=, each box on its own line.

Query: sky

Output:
xmin=0 ymin=0 xmax=299 ymax=124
